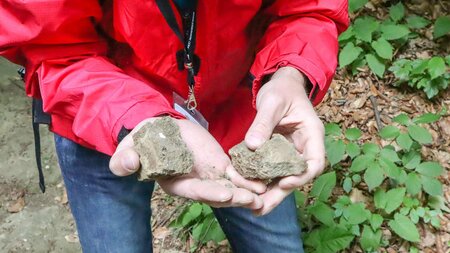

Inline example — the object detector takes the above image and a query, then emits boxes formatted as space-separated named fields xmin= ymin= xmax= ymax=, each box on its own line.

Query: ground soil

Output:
xmin=230 ymin=134 xmax=306 ymax=179
xmin=134 ymin=118 xmax=193 ymax=180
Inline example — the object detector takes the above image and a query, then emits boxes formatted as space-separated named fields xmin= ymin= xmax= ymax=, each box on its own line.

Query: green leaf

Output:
xmin=343 ymin=177 xmax=353 ymax=193
xmin=416 ymin=162 xmax=443 ymax=177
xmin=339 ymin=42 xmax=363 ymax=67
xmin=405 ymin=172 xmax=422 ymax=195
xmin=364 ymin=162 xmax=385 ymax=191
xmin=379 ymin=156 xmax=400 ymax=177
xmin=390 ymin=59 xmax=412 ymax=81
xmin=433 ymin=16 xmax=450 ymax=39
xmin=402 ymin=152 xmax=421 ymax=170
xmin=192 ymin=222 xmax=204 ymax=241
xmin=310 ymin=171 xmax=336 ymax=201
xmin=369 ymin=214 xmax=384 ymax=231
xmin=326 ymin=139 xmax=346 ymax=166
xmin=385 ymin=188 xmax=406 ymax=214
xmin=309 ymin=201 xmax=335 ymax=226
xmin=428 ymin=57 xmax=446 ymax=80
xmin=202 ymin=219 xmax=226 ymax=243
xmin=380 ymin=148 xmax=401 ymax=162
xmin=392 ymin=113 xmax=410 ymax=125
xmin=346 ymin=142 xmax=361 ymax=159
xmin=371 ymin=38 xmax=394 ymax=60
xmin=352 ymin=174 xmax=362 ymax=183
xmin=421 ymin=176 xmax=443 ymax=196
xmin=362 ymin=143 xmax=380 ymax=155
xmin=388 ymin=213 xmax=420 ymax=242
xmin=413 ymin=113 xmax=440 ymax=124
xmin=339 ymin=26 xmax=354 ymax=41
xmin=380 ymin=24 xmax=410 ymax=40
xmin=406 ymin=15 xmax=430 ymax=29
xmin=349 ymin=0 xmax=368 ymax=12
xmin=360 ymin=225 xmax=382 ymax=251
xmin=325 ymin=123 xmax=342 ymax=136
xmin=374 ymin=189 xmax=387 ymax=210
xmin=294 ymin=190 xmax=306 ymax=208
xmin=344 ymin=203 xmax=370 ymax=225
xmin=389 ymin=3 xmax=405 ymax=22
xmin=411 ymin=59 xmax=429 ymax=75
xmin=366 ymin=54 xmax=385 ymax=77
xmin=179 ymin=203 xmax=203 ymax=226
xmin=407 ymin=125 xmax=432 ymax=144
xmin=188 ymin=203 xmax=203 ymax=217
xmin=345 ymin=128 xmax=362 ymax=141
xmin=396 ymin=133 xmax=413 ymax=150
xmin=351 ymin=57 xmax=366 ymax=75
xmin=350 ymin=154 xmax=374 ymax=172
xmin=202 ymin=203 xmax=213 ymax=215
xmin=305 ymin=227 xmax=354 ymax=252
xmin=428 ymin=196 xmax=450 ymax=213
xmin=379 ymin=125 xmax=400 ymax=139
xmin=354 ymin=17 xmax=379 ymax=42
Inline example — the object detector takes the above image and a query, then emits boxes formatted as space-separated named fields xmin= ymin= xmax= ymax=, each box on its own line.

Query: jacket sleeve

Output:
xmin=250 ymin=0 xmax=349 ymax=106
xmin=0 ymin=0 xmax=182 ymax=155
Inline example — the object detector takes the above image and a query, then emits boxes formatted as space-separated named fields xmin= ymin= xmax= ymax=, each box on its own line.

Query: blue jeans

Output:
xmin=54 ymin=135 xmax=304 ymax=253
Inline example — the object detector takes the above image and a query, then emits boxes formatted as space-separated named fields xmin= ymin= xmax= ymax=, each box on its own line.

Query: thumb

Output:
xmin=245 ymin=96 xmax=284 ymax=150
xmin=109 ymin=134 xmax=140 ymax=176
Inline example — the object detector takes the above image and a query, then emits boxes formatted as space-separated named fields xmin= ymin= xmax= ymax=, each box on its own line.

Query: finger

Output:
xmin=242 ymin=194 xmax=264 ymax=210
xmin=160 ymin=177 xmax=233 ymax=203
xmin=225 ymin=165 xmax=267 ymax=194
xmin=217 ymin=179 xmax=263 ymax=209
xmin=278 ymin=159 xmax=324 ymax=189
xmin=202 ymin=179 xmax=263 ymax=209
xmin=245 ymin=94 xmax=285 ymax=150
xmin=109 ymin=135 xmax=140 ymax=176
xmin=253 ymin=185 xmax=291 ymax=216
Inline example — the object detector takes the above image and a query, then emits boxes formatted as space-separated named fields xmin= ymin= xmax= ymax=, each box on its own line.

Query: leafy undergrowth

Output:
xmin=300 ymin=111 xmax=448 ymax=253
xmin=339 ymin=0 xmax=449 ymax=99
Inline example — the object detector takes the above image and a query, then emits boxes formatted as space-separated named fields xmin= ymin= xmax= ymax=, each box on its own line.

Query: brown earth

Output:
xmin=133 ymin=118 xmax=193 ymax=181
xmin=230 ymin=134 xmax=307 ymax=180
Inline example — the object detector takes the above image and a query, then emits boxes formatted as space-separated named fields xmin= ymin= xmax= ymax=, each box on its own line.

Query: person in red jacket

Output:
xmin=1 ymin=0 xmax=348 ymax=252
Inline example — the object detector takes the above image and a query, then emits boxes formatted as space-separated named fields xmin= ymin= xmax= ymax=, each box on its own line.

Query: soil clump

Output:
xmin=133 ymin=117 xmax=194 ymax=181
xmin=229 ymin=134 xmax=307 ymax=179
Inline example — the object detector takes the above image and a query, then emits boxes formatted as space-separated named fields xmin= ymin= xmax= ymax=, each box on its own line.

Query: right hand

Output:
xmin=109 ymin=118 xmax=266 ymax=209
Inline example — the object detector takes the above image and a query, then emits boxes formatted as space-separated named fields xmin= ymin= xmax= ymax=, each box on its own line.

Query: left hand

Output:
xmin=245 ymin=66 xmax=326 ymax=216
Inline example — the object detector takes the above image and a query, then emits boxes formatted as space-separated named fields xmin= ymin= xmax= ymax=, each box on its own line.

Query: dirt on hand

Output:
xmin=133 ymin=117 xmax=194 ymax=181
xmin=229 ymin=134 xmax=307 ymax=180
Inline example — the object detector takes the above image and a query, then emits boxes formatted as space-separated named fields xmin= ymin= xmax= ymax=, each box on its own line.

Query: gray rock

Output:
xmin=132 ymin=117 xmax=193 ymax=181
xmin=229 ymin=134 xmax=307 ymax=179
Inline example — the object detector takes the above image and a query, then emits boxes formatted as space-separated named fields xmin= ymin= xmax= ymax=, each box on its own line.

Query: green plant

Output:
xmin=299 ymin=111 xmax=447 ymax=253
xmin=339 ymin=2 xmax=418 ymax=77
xmin=433 ymin=15 xmax=450 ymax=39
xmin=171 ymin=112 xmax=447 ymax=252
xmin=389 ymin=56 xmax=450 ymax=99
xmin=170 ymin=202 xmax=225 ymax=252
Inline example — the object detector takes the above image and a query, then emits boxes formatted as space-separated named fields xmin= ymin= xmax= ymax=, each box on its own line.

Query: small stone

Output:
xmin=133 ymin=117 xmax=194 ymax=181
xmin=229 ymin=134 xmax=307 ymax=180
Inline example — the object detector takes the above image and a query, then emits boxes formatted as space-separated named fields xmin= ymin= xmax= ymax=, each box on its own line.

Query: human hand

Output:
xmin=109 ymin=118 xmax=266 ymax=209
xmin=245 ymin=66 xmax=326 ymax=216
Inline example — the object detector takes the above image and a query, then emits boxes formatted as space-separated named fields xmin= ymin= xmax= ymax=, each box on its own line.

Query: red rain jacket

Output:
xmin=0 ymin=0 xmax=349 ymax=155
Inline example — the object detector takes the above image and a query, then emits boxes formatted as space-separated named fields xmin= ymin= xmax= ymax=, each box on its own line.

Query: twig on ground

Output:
xmin=153 ymin=198 xmax=189 ymax=228
xmin=436 ymin=233 xmax=445 ymax=253
xmin=369 ymin=95 xmax=383 ymax=130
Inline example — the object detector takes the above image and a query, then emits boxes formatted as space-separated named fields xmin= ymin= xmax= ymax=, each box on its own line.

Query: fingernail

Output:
xmin=121 ymin=157 xmax=137 ymax=172
xmin=246 ymin=134 xmax=264 ymax=149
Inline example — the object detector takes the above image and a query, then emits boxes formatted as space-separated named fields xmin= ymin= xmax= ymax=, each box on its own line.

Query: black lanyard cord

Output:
xmin=156 ymin=0 xmax=199 ymax=110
